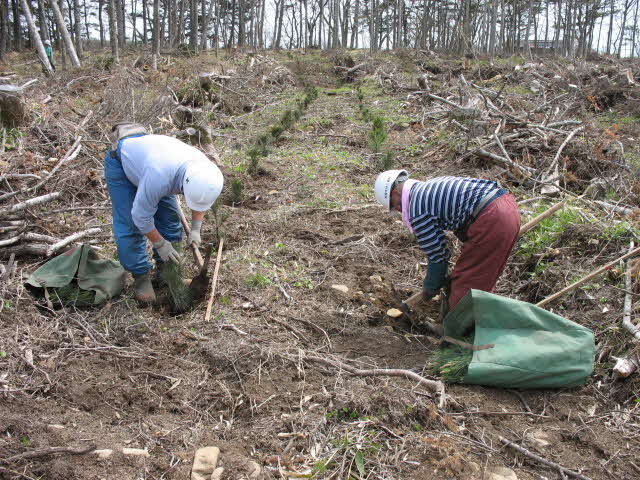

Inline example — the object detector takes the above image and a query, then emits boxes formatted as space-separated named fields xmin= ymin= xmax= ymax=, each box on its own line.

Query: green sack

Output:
xmin=443 ymin=289 xmax=595 ymax=389
xmin=26 ymin=244 xmax=126 ymax=306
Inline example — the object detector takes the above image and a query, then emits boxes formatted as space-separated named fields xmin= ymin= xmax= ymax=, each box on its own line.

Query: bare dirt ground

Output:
xmin=1 ymin=49 xmax=640 ymax=479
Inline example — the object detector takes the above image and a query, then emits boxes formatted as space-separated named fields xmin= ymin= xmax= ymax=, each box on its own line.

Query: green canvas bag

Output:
xmin=26 ymin=244 xmax=126 ymax=306
xmin=443 ymin=289 xmax=595 ymax=389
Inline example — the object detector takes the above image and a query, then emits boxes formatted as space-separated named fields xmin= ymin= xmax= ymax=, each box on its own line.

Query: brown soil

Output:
xmin=1 ymin=49 xmax=640 ymax=480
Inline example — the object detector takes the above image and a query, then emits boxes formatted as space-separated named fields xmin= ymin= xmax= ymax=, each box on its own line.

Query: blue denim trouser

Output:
xmin=104 ymin=151 xmax=183 ymax=275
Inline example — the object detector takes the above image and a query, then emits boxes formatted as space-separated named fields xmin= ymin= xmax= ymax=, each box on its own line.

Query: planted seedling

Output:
xmin=368 ymin=116 xmax=388 ymax=153
xmin=230 ymin=178 xmax=243 ymax=206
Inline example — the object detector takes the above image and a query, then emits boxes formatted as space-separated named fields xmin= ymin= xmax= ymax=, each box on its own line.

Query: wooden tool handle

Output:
xmin=176 ymin=200 xmax=204 ymax=269
xmin=404 ymin=291 xmax=424 ymax=309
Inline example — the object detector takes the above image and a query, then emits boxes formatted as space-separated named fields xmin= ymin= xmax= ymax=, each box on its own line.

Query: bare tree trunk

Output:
xmin=20 ymin=0 xmax=52 ymax=74
xmin=50 ymin=0 xmax=81 ymax=66
xmin=0 ymin=0 xmax=8 ymax=59
xmin=152 ymin=0 xmax=159 ymax=67
xmin=606 ymin=0 xmax=614 ymax=54
xmin=200 ymin=0 xmax=214 ymax=49
xmin=142 ymin=0 xmax=147 ymax=43
xmin=341 ymin=0 xmax=349 ymax=47
xmin=107 ymin=0 xmax=119 ymax=62
xmin=98 ymin=0 xmax=104 ymax=46
xmin=350 ymin=0 xmax=358 ymax=48
xmin=189 ymin=0 xmax=198 ymax=50
xmin=488 ymin=0 xmax=497 ymax=57
xmin=11 ymin=0 xmax=22 ymax=50
xmin=73 ymin=0 xmax=83 ymax=57
xmin=632 ymin=0 xmax=640 ymax=58
xmin=238 ymin=0 xmax=244 ymax=47
xmin=524 ymin=0 xmax=533 ymax=58
xmin=178 ymin=0 xmax=185 ymax=45
xmin=214 ymin=0 xmax=220 ymax=52
xmin=116 ymin=0 xmax=125 ymax=46
xmin=275 ymin=0 xmax=284 ymax=48
xmin=331 ymin=0 xmax=338 ymax=47
xmin=83 ymin=0 xmax=90 ymax=42
xmin=37 ymin=0 xmax=49 ymax=40
xmin=618 ymin=0 xmax=631 ymax=57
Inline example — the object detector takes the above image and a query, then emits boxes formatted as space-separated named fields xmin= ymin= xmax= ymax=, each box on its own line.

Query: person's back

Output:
xmin=119 ymin=134 xmax=207 ymax=192
xmin=410 ymin=176 xmax=500 ymax=232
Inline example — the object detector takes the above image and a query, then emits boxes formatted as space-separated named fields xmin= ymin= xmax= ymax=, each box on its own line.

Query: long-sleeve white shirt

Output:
xmin=119 ymin=135 xmax=208 ymax=233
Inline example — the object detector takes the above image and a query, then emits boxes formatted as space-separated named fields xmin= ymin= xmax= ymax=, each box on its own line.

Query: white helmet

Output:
xmin=43 ymin=39 xmax=51 ymax=46
xmin=183 ymin=161 xmax=224 ymax=211
xmin=374 ymin=169 xmax=408 ymax=210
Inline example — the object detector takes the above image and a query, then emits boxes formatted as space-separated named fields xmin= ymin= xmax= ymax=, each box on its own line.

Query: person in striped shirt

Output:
xmin=374 ymin=170 xmax=520 ymax=309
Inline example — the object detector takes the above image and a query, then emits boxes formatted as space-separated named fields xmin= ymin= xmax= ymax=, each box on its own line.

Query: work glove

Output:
xmin=153 ymin=238 xmax=182 ymax=264
xmin=423 ymin=261 xmax=448 ymax=294
xmin=187 ymin=219 xmax=203 ymax=247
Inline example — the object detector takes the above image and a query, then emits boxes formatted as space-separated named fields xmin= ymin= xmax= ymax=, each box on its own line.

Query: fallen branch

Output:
xmin=593 ymin=200 xmax=635 ymax=216
xmin=2 ymin=444 xmax=96 ymax=463
xmin=498 ymin=435 xmax=592 ymax=480
xmin=0 ymin=173 xmax=41 ymax=182
xmin=204 ymin=238 xmax=224 ymax=322
xmin=537 ymin=245 xmax=640 ymax=308
xmin=622 ymin=241 xmax=640 ymax=340
xmin=0 ymin=137 xmax=81 ymax=202
xmin=0 ymin=243 xmax=49 ymax=257
xmin=46 ymin=227 xmax=101 ymax=257
xmin=2 ymin=192 xmax=62 ymax=215
xmin=475 ymin=148 xmax=535 ymax=176
xmin=519 ymin=198 xmax=568 ymax=236
xmin=303 ymin=354 xmax=447 ymax=408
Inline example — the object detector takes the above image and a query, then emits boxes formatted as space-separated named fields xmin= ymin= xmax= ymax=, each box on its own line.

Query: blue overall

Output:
xmin=104 ymin=135 xmax=183 ymax=275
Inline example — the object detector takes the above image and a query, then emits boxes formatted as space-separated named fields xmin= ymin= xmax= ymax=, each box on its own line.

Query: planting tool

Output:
xmin=175 ymin=199 xmax=219 ymax=303
xmin=396 ymin=291 xmax=443 ymax=336
xmin=189 ymin=245 xmax=214 ymax=302
xmin=176 ymin=200 xmax=204 ymax=270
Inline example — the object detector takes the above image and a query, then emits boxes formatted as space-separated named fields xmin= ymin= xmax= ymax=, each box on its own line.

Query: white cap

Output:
xmin=43 ymin=39 xmax=51 ymax=46
xmin=183 ymin=161 xmax=224 ymax=211
xmin=374 ymin=169 xmax=408 ymax=210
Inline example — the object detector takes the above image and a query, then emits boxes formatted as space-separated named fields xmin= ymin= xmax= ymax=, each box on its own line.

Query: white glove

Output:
xmin=187 ymin=220 xmax=203 ymax=247
xmin=153 ymin=238 xmax=181 ymax=264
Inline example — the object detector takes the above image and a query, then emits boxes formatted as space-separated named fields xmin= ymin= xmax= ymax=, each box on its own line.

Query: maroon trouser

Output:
xmin=448 ymin=193 xmax=521 ymax=309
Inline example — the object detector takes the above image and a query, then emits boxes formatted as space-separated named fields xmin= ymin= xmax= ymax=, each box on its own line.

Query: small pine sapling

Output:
xmin=292 ymin=108 xmax=303 ymax=121
xmin=270 ymin=124 xmax=284 ymax=139
xmin=380 ymin=151 xmax=394 ymax=170
xmin=161 ymin=257 xmax=195 ymax=313
xmin=368 ymin=116 xmax=388 ymax=153
xmin=209 ymin=198 xmax=230 ymax=245
xmin=280 ymin=110 xmax=295 ymax=129
xmin=360 ymin=107 xmax=371 ymax=122
xmin=247 ymin=147 xmax=261 ymax=175
xmin=231 ymin=178 xmax=243 ymax=206
xmin=356 ymin=87 xmax=364 ymax=103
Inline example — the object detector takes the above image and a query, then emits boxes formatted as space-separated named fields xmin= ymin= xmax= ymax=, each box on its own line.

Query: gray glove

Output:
xmin=187 ymin=219 xmax=203 ymax=247
xmin=153 ymin=238 xmax=181 ymax=264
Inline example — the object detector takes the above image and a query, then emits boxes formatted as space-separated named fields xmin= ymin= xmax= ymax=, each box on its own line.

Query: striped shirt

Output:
xmin=408 ymin=176 xmax=500 ymax=263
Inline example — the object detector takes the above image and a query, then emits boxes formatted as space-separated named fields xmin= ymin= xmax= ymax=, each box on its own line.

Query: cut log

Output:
xmin=0 ymin=85 xmax=27 ymax=127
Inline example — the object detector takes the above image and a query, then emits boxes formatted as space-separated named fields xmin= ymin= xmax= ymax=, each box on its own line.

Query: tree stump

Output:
xmin=0 ymin=85 xmax=27 ymax=128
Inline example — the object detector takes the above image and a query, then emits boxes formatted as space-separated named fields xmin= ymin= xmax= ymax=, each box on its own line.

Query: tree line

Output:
xmin=2 ymin=0 xmax=640 ymax=67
